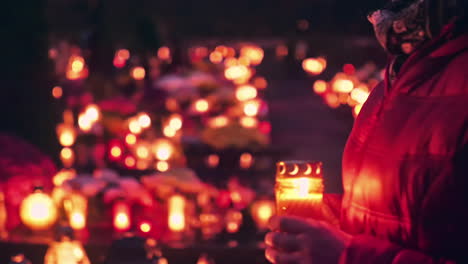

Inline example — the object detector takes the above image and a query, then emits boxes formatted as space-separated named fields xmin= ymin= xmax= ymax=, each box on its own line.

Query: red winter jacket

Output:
xmin=339 ymin=24 xmax=468 ymax=264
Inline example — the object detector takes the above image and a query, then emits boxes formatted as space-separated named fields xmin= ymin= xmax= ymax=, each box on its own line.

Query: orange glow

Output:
xmin=63 ymin=109 xmax=74 ymax=125
xmin=240 ymin=116 xmax=258 ymax=128
xmin=116 ymin=49 xmax=130 ymax=60
xmin=208 ymin=115 xmax=229 ymax=128
xmin=194 ymin=99 xmax=209 ymax=113
xmin=70 ymin=211 xmax=86 ymax=230
xmin=225 ymin=210 xmax=243 ymax=234
xmin=239 ymin=153 xmax=253 ymax=169
xmin=168 ymin=195 xmax=186 ymax=232
xmin=302 ymin=58 xmax=325 ymax=75
xmin=140 ymin=222 xmax=151 ymax=233
xmin=158 ymin=46 xmax=171 ymax=61
xmin=113 ymin=202 xmax=131 ymax=231
xmin=110 ymin=146 xmax=122 ymax=158
xmin=132 ymin=67 xmax=146 ymax=80
xmin=71 ymin=56 xmax=85 ymax=73
xmin=251 ymin=200 xmax=275 ymax=230
xmin=325 ymin=93 xmax=340 ymax=108
xmin=313 ymin=80 xmax=328 ymax=94
xmin=60 ymin=147 xmax=75 ymax=167
xmin=238 ymin=56 xmax=251 ymax=66
xmin=20 ymin=190 xmax=58 ymax=230
xmin=85 ymin=104 xmax=100 ymax=122
xmin=136 ymin=145 xmax=150 ymax=159
xmin=129 ymin=118 xmax=142 ymax=134
xmin=156 ymin=161 xmax=169 ymax=172
xmin=333 ymin=79 xmax=354 ymax=93
xmin=125 ymin=134 xmax=137 ymax=145
xmin=224 ymin=65 xmax=250 ymax=81
xmin=350 ymin=87 xmax=370 ymax=104
xmin=236 ymin=85 xmax=257 ymax=101
xmin=52 ymin=86 xmax=63 ymax=99
xmin=165 ymin=98 xmax=179 ymax=112
xmin=206 ymin=154 xmax=220 ymax=168
xmin=354 ymin=104 xmax=363 ymax=117
xmin=168 ymin=114 xmax=183 ymax=130
xmin=163 ymin=126 xmax=177 ymax=138
xmin=53 ymin=169 xmax=76 ymax=186
xmin=78 ymin=114 xmax=92 ymax=132
xmin=224 ymin=57 xmax=237 ymax=67
xmin=125 ymin=156 xmax=136 ymax=168
xmin=240 ymin=46 xmax=264 ymax=65
xmin=153 ymin=140 xmax=173 ymax=161
xmin=243 ymin=101 xmax=260 ymax=117
xmin=215 ymin=45 xmax=229 ymax=56
xmin=276 ymin=45 xmax=288 ymax=58
xmin=138 ymin=113 xmax=151 ymax=128
xmin=209 ymin=51 xmax=223 ymax=64
xmin=226 ymin=47 xmax=236 ymax=57
xmin=253 ymin=77 xmax=268 ymax=90
xmin=58 ymin=126 xmax=76 ymax=147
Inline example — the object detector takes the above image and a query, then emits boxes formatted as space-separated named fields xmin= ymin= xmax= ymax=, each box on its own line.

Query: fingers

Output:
xmin=265 ymin=247 xmax=302 ymax=264
xmin=269 ymin=216 xmax=321 ymax=234
xmin=265 ymin=232 xmax=301 ymax=252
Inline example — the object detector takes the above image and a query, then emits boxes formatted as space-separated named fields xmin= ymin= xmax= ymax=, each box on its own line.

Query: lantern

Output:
xmin=250 ymin=200 xmax=275 ymax=230
xmin=168 ymin=195 xmax=185 ymax=232
xmin=113 ymin=201 xmax=131 ymax=231
xmin=20 ymin=188 xmax=58 ymax=230
xmin=275 ymin=161 xmax=324 ymax=220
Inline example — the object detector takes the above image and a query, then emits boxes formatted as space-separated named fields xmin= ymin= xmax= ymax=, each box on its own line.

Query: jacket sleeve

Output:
xmin=339 ymin=235 xmax=456 ymax=264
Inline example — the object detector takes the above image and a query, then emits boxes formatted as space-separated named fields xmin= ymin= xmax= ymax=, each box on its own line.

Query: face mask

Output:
xmin=368 ymin=0 xmax=429 ymax=56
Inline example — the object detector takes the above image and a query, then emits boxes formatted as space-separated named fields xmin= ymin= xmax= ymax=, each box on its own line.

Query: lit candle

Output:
xmin=168 ymin=195 xmax=185 ymax=232
xmin=275 ymin=161 xmax=324 ymax=220
xmin=67 ymin=194 xmax=87 ymax=230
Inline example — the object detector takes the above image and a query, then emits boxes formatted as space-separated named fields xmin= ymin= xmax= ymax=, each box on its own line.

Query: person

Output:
xmin=265 ymin=0 xmax=468 ymax=263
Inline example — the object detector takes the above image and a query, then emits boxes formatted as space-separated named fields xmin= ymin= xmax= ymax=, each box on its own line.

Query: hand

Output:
xmin=265 ymin=216 xmax=351 ymax=264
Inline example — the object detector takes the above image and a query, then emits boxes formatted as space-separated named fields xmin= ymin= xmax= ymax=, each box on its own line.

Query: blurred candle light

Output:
xmin=113 ymin=201 xmax=131 ymax=231
xmin=302 ymin=58 xmax=325 ymax=75
xmin=136 ymin=145 xmax=150 ymax=159
xmin=57 ymin=125 xmax=76 ymax=147
xmin=153 ymin=140 xmax=173 ymax=161
xmin=275 ymin=161 xmax=324 ymax=220
xmin=253 ymin=77 xmax=268 ymax=90
xmin=52 ymin=86 xmax=63 ymax=99
xmin=350 ymin=86 xmax=370 ymax=104
xmin=158 ymin=46 xmax=171 ymax=61
xmin=163 ymin=126 xmax=177 ymax=138
xmin=333 ymin=79 xmax=354 ymax=93
xmin=325 ymin=93 xmax=340 ymax=108
xmin=313 ymin=80 xmax=328 ymax=94
xmin=132 ymin=67 xmax=146 ymax=80
xmin=168 ymin=195 xmax=186 ymax=232
xmin=116 ymin=49 xmax=130 ymax=60
xmin=68 ymin=194 xmax=87 ymax=230
xmin=276 ymin=44 xmax=289 ymax=58
xmin=224 ymin=65 xmax=250 ymax=81
xmin=215 ymin=45 xmax=229 ymax=57
xmin=240 ymin=46 xmax=264 ymax=65
xmin=243 ymin=100 xmax=260 ymax=117
xmin=156 ymin=161 xmax=169 ymax=172
xmin=206 ymin=154 xmax=220 ymax=168
xmin=239 ymin=153 xmax=253 ymax=169
xmin=250 ymin=200 xmax=275 ymax=230
xmin=235 ymin=85 xmax=257 ymax=101
xmin=238 ymin=56 xmax=251 ymax=66
xmin=167 ymin=114 xmax=183 ymax=131
xmin=225 ymin=209 xmax=243 ymax=234
xmin=138 ymin=113 xmax=151 ymax=128
xmin=240 ymin=116 xmax=258 ymax=128
xmin=125 ymin=134 xmax=137 ymax=145
xmin=128 ymin=118 xmax=142 ymax=134
xmin=110 ymin=145 xmax=122 ymax=159
xmin=78 ymin=114 xmax=93 ymax=132
xmin=209 ymin=51 xmax=223 ymax=64
xmin=194 ymin=99 xmax=209 ymax=113
xmin=60 ymin=147 xmax=75 ymax=168
xmin=139 ymin=222 xmax=151 ymax=233
xmin=53 ymin=169 xmax=76 ymax=186
xmin=124 ymin=156 xmax=136 ymax=168
xmin=224 ymin=57 xmax=237 ymax=67
xmin=20 ymin=189 xmax=58 ymax=230
xmin=85 ymin=104 xmax=100 ymax=123
xmin=208 ymin=116 xmax=229 ymax=128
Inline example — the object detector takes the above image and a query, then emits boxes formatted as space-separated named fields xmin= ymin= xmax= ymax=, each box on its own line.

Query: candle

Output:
xmin=68 ymin=194 xmax=87 ymax=230
xmin=275 ymin=161 xmax=324 ymax=220
xmin=168 ymin=195 xmax=185 ymax=232
xmin=20 ymin=188 xmax=58 ymax=230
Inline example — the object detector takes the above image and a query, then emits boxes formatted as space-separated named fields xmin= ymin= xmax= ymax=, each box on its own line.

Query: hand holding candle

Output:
xmin=275 ymin=161 xmax=324 ymax=220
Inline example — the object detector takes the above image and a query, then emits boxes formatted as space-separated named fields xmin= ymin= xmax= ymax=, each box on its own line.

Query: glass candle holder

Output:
xmin=275 ymin=161 xmax=324 ymax=220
